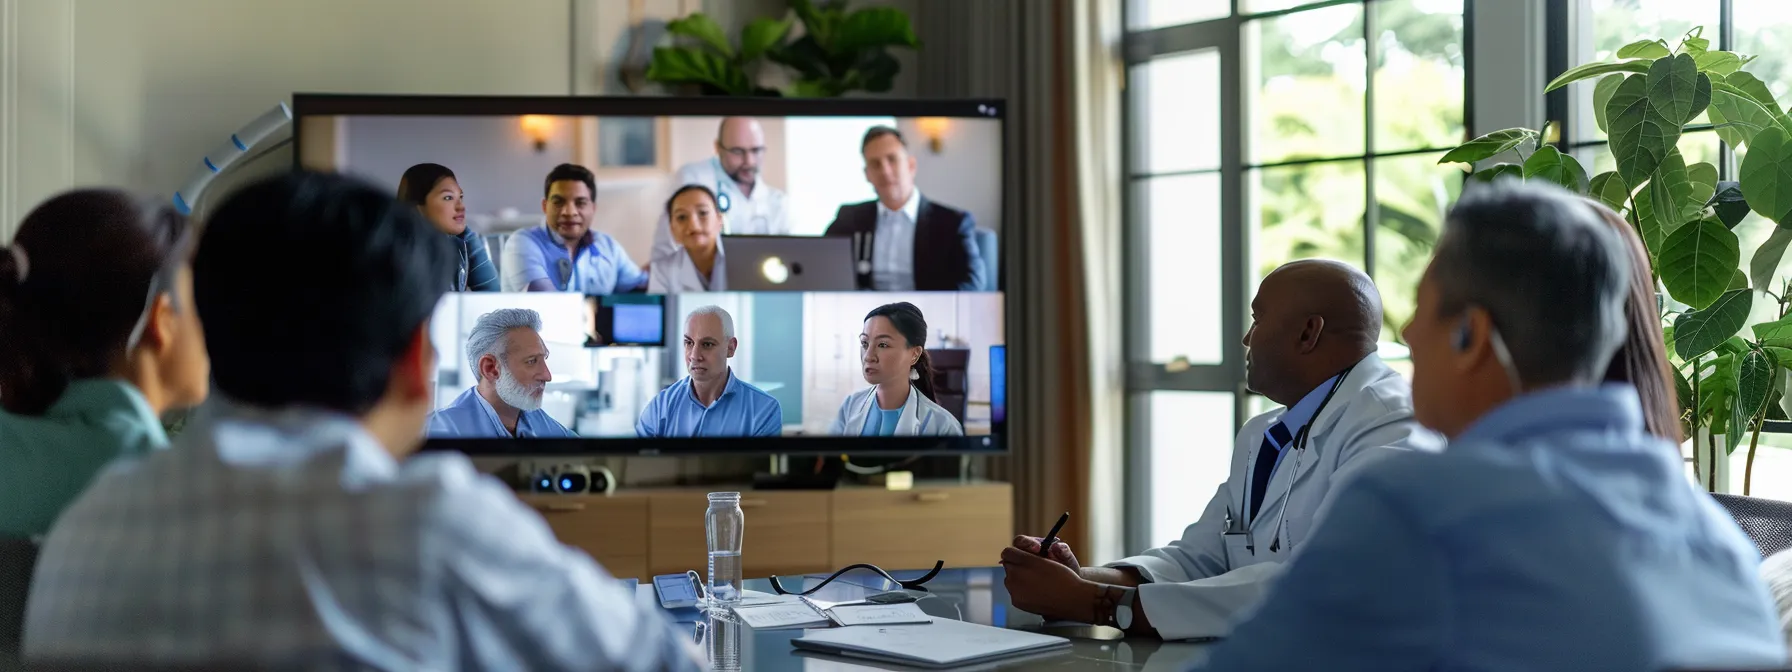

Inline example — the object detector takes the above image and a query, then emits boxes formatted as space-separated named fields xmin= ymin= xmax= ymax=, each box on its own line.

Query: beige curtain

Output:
xmin=911 ymin=0 xmax=1124 ymax=562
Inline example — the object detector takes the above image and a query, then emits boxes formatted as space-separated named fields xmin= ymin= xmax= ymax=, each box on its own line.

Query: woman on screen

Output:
xmin=828 ymin=302 xmax=964 ymax=437
xmin=648 ymin=184 xmax=726 ymax=294
xmin=397 ymin=163 xmax=498 ymax=292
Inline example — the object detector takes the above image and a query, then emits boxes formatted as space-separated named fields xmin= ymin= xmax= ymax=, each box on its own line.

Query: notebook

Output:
xmin=790 ymin=619 xmax=1072 ymax=669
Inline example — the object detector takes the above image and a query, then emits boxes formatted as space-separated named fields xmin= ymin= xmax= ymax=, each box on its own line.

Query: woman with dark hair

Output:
xmin=397 ymin=163 xmax=498 ymax=292
xmin=0 ymin=190 xmax=211 ymax=537
xmin=1586 ymin=200 xmax=1683 ymax=444
xmin=828 ymin=302 xmax=964 ymax=436
xmin=649 ymin=184 xmax=727 ymax=293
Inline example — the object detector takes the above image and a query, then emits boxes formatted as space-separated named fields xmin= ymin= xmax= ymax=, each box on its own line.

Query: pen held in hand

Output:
xmin=1037 ymin=511 xmax=1069 ymax=558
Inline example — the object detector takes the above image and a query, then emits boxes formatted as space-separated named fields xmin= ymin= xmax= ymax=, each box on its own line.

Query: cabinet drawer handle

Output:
xmin=538 ymin=502 xmax=587 ymax=513
xmin=740 ymin=499 xmax=769 ymax=508
xmin=914 ymin=492 xmax=950 ymax=503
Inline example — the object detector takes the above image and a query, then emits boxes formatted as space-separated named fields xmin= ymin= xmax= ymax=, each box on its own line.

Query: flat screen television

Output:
xmin=292 ymin=94 xmax=1008 ymax=456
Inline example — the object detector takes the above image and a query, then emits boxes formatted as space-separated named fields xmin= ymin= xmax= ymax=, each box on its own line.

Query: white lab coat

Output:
xmin=1109 ymin=354 xmax=1442 ymax=641
xmin=828 ymin=385 xmax=965 ymax=436
xmin=647 ymin=241 xmax=726 ymax=294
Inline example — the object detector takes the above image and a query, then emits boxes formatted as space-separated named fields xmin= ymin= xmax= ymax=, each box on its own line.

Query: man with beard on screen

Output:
xmin=427 ymin=308 xmax=576 ymax=438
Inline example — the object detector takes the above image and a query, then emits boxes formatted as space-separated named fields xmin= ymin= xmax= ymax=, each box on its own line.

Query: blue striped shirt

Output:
xmin=635 ymin=370 xmax=782 ymax=438
xmin=425 ymin=387 xmax=575 ymax=439
xmin=499 ymin=225 xmax=646 ymax=294
xmin=455 ymin=228 xmax=499 ymax=292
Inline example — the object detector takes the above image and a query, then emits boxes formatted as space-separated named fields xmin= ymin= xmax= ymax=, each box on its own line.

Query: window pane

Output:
xmin=1372 ymin=0 xmax=1465 ymax=153
xmin=1571 ymin=0 xmax=1721 ymax=144
xmin=1146 ymin=391 xmax=1235 ymax=547
xmin=1252 ymin=161 xmax=1368 ymax=287
xmin=1128 ymin=0 xmax=1229 ymax=30
xmin=1144 ymin=173 xmax=1225 ymax=363
xmin=1248 ymin=4 xmax=1367 ymax=164
xmin=1244 ymin=0 xmax=1346 ymax=13
xmin=1734 ymin=1 xmax=1792 ymax=105
xmin=1132 ymin=49 xmax=1222 ymax=175
xmin=1373 ymin=153 xmax=1461 ymax=344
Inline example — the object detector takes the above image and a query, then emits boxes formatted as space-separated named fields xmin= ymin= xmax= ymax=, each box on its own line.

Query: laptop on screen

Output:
xmin=723 ymin=235 xmax=856 ymax=292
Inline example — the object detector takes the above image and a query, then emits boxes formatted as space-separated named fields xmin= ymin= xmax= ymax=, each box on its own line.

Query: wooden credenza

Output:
xmin=518 ymin=481 xmax=1013 ymax=580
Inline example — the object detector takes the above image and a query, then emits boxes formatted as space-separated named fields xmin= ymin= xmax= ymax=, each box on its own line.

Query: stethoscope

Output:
xmin=1236 ymin=364 xmax=1355 ymax=555
xmin=851 ymin=231 xmax=875 ymax=276
xmin=714 ymin=176 xmax=733 ymax=214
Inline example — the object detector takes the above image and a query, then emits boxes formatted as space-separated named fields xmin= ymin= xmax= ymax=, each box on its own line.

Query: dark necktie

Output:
xmin=1249 ymin=421 xmax=1294 ymax=522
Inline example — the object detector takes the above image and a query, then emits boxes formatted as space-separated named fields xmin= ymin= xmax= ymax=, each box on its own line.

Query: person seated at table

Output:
xmin=1191 ymin=180 xmax=1786 ymax=671
xmin=501 ymin=163 xmax=648 ymax=294
xmin=636 ymin=305 xmax=781 ymax=437
xmin=828 ymin=302 xmax=963 ymax=436
xmin=824 ymin=127 xmax=985 ymax=291
xmin=0 ymin=189 xmax=210 ymax=539
xmin=427 ymin=308 xmax=576 ymax=439
xmin=23 ymin=171 xmax=702 ymax=670
xmin=649 ymin=185 xmax=727 ymax=294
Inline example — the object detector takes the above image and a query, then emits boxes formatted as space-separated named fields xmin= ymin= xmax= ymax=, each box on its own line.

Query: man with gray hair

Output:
xmin=427 ymin=308 xmax=576 ymax=438
xmin=1195 ymin=180 xmax=1784 ymax=670
xmin=637 ymin=305 xmax=782 ymax=437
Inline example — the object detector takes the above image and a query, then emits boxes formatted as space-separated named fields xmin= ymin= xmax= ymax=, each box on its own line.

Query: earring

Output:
xmin=909 ymin=368 xmax=920 ymax=381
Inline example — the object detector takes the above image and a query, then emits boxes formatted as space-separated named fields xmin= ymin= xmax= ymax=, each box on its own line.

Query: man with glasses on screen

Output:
xmin=826 ymin=126 xmax=985 ymax=291
xmin=636 ymin=305 xmax=782 ymax=438
xmin=427 ymin=308 xmax=576 ymax=439
xmin=651 ymin=117 xmax=790 ymax=262
xmin=501 ymin=164 xmax=649 ymax=294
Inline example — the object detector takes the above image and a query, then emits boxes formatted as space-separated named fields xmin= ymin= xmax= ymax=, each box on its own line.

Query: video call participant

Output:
xmin=501 ymin=163 xmax=648 ymax=294
xmin=825 ymin=126 xmax=985 ymax=292
xmin=650 ymin=185 xmax=727 ymax=294
xmin=0 ymin=190 xmax=209 ymax=539
xmin=636 ymin=305 xmax=782 ymax=437
xmin=25 ymin=172 xmax=701 ymax=670
xmin=426 ymin=308 xmax=576 ymax=439
xmin=651 ymin=117 xmax=789 ymax=261
xmin=397 ymin=162 xmax=498 ymax=292
xmin=829 ymin=302 xmax=963 ymax=436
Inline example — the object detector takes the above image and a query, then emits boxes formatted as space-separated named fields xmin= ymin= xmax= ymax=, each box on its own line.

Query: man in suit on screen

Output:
xmin=825 ymin=126 xmax=986 ymax=292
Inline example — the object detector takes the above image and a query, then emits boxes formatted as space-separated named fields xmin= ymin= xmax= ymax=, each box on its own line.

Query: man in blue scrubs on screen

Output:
xmin=428 ymin=308 xmax=577 ymax=438
xmin=500 ymin=163 xmax=649 ymax=294
xmin=636 ymin=305 xmax=782 ymax=438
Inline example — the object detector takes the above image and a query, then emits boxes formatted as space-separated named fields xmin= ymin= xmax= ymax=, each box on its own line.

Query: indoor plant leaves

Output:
xmin=1674 ymin=289 xmax=1752 ymax=361
xmin=1660 ymin=218 xmax=1741 ymax=310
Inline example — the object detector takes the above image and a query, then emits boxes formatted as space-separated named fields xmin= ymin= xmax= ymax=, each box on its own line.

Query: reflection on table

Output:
xmin=634 ymin=566 xmax=1212 ymax=671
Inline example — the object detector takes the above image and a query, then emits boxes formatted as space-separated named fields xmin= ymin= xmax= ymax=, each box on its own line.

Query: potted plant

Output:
xmin=1438 ymin=27 xmax=1792 ymax=494
xmin=645 ymin=0 xmax=920 ymax=97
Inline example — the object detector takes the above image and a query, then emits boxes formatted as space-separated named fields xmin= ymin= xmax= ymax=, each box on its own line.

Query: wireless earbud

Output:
xmin=1453 ymin=320 xmax=1473 ymax=352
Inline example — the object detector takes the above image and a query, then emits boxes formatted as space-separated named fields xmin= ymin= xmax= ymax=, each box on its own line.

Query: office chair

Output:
xmin=1 ymin=535 xmax=39 ymax=660
xmin=483 ymin=232 xmax=510 ymax=282
xmin=1711 ymin=493 xmax=1792 ymax=558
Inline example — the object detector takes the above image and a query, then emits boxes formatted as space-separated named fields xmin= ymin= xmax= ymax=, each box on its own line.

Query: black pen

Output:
xmin=1037 ymin=511 xmax=1070 ymax=558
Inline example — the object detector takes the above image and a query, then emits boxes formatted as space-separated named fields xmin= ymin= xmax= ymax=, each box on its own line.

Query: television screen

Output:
xmin=293 ymin=95 xmax=1007 ymax=455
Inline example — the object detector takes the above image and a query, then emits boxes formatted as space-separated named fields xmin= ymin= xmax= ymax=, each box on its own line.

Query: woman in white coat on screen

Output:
xmin=648 ymin=185 xmax=727 ymax=294
xmin=829 ymin=302 xmax=964 ymax=437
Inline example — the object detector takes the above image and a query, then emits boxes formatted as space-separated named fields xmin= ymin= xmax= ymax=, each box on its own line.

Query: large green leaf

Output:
xmin=834 ymin=6 xmax=920 ymax=52
xmin=1724 ymin=72 xmax=1780 ymax=110
xmin=1755 ymin=314 xmax=1792 ymax=348
xmin=646 ymin=47 xmax=753 ymax=95
xmin=1728 ymin=269 xmax=1750 ymax=290
xmin=1589 ymin=171 xmax=1632 ymax=213
xmin=1694 ymin=51 xmax=1746 ymax=77
xmin=1593 ymin=75 xmax=1626 ymax=134
xmin=738 ymin=17 xmax=795 ymax=62
xmin=1608 ymin=75 xmax=1680 ymax=185
xmin=1544 ymin=59 xmax=1652 ymax=92
xmin=1709 ymin=86 xmax=1786 ymax=151
xmin=1636 ymin=149 xmax=1694 ymax=258
xmin=1439 ymin=129 xmax=1537 ymax=165
xmin=1700 ymin=353 xmax=1738 ymax=419
xmin=1660 ymin=218 xmax=1741 ymax=309
xmin=666 ymin=13 xmax=734 ymax=58
xmin=1647 ymin=54 xmax=1709 ymax=125
xmin=1674 ymin=289 xmax=1753 ymax=360
xmin=1674 ymin=364 xmax=1694 ymax=414
xmin=1521 ymin=145 xmax=1590 ymax=194
xmin=1766 ymin=346 xmax=1792 ymax=368
xmin=1679 ymin=28 xmax=1711 ymax=56
xmin=1472 ymin=163 xmax=1524 ymax=183
xmin=1739 ymin=347 xmax=1776 ymax=421
xmin=1686 ymin=162 xmax=1719 ymax=220
xmin=1616 ymin=39 xmax=1672 ymax=60
xmin=1740 ymin=127 xmax=1792 ymax=225
xmin=1749 ymin=225 xmax=1792 ymax=293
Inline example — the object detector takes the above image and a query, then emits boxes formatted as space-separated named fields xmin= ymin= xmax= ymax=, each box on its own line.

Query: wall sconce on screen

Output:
xmin=915 ymin=117 xmax=949 ymax=154
xmin=520 ymin=115 xmax=556 ymax=153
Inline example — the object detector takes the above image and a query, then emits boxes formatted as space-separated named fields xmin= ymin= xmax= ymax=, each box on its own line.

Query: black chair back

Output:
xmin=1711 ymin=493 xmax=1792 ymax=558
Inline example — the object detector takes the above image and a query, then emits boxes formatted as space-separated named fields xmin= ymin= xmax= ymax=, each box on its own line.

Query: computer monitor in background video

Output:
xmin=293 ymin=95 xmax=1009 ymax=456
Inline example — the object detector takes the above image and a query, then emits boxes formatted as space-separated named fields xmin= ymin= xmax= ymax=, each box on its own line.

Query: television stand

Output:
xmin=752 ymin=454 xmax=844 ymax=490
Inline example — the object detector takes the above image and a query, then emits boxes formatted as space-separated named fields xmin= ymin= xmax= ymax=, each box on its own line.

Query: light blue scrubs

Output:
xmin=500 ymin=225 xmax=648 ymax=294
xmin=1195 ymin=385 xmax=1787 ymax=671
xmin=426 ymin=387 xmax=576 ymax=439
xmin=635 ymin=370 xmax=782 ymax=438
xmin=860 ymin=407 xmax=902 ymax=436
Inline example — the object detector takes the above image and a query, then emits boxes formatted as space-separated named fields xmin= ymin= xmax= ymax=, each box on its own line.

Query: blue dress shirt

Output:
xmin=426 ymin=387 xmax=576 ymax=438
xmin=500 ymin=225 xmax=647 ymax=294
xmin=635 ymin=370 xmax=782 ymax=438
xmin=1195 ymin=385 xmax=1786 ymax=671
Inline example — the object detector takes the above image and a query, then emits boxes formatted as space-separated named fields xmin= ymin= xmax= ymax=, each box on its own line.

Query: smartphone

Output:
xmin=654 ymin=572 xmax=701 ymax=610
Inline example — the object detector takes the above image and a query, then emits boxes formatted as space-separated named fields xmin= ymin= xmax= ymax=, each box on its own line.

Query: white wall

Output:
xmin=900 ymin=117 xmax=1004 ymax=235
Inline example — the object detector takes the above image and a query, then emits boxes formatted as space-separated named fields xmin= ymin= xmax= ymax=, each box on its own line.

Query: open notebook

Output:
xmin=791 ymin=619 xmax=1072 ymax=669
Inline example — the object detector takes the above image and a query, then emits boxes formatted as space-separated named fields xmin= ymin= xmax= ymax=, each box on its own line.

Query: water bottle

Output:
xmin=706 ymin=612 xmax=741 ymax=671
xmin=706 ymin=492 xmax=744 ymax=604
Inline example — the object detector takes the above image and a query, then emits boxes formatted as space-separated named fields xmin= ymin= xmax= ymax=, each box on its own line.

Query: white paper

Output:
xmin=827 ymin=603 xmax=933 ymax=627
xmin=732 ymin=601 xmax=832 ymax=630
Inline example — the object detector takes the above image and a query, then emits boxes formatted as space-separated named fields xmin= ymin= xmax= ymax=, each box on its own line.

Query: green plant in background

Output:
xmin=646 ymin=0 xmax=919 ymax=98
xmin=1440 ymin=27 xmax=1792 ymax=493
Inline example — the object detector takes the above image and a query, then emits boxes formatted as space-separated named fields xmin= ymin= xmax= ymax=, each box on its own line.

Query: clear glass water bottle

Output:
xmin=706 ymin=612 xmax=741 ymax=671
xmin=706 ymin=492 xmax=744 ymax=604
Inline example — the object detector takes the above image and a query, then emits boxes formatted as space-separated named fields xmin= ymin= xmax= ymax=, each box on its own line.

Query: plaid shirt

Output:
xmin=24 ymin=398 xmax=699 ymax=671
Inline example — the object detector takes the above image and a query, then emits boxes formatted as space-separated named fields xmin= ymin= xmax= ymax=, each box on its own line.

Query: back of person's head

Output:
xmin=1586 ymin=199 xmax=1683 ymax=444
xmin=396 ymin=163 xmax=456 ymax=206
xmin=0 ymin=189 xmax=199 ymax=415
xmin=193 ymin=171 xmax=456 ymax=415
xmin=1432 ymin=179 xmax=1631 ymax=388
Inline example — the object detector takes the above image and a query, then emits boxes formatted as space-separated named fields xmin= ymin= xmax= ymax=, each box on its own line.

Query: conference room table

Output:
xmin=634 ymin=566 xmax=1214 ymax=670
